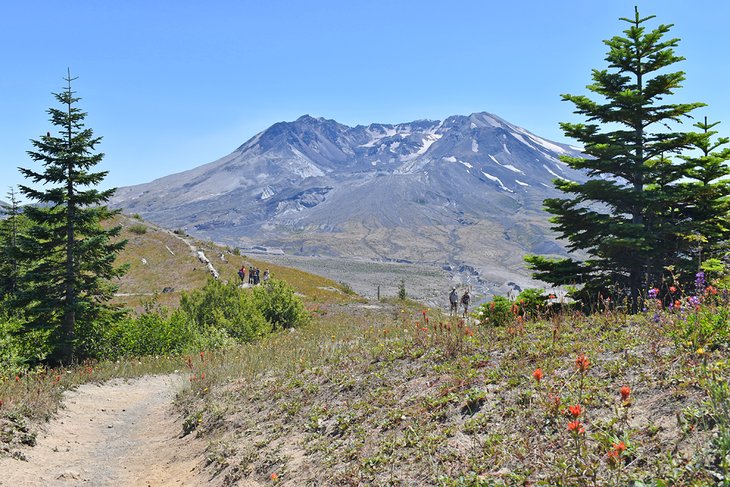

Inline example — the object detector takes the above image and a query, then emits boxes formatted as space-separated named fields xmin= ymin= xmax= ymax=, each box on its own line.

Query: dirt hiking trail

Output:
xmin=0 ymin=375 xmax=207 ymax=487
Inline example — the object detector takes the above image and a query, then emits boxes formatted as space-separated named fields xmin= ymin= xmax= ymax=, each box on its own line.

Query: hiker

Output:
xmin=253 ymin=267 xmax=260 ymax=285
xmin=238 ymin=266 xmax=246 ymax=283
xmin=248 ymin=266 xmax=254 ymax=285
xmin=461 ymin=289 xmax=471 ymax=317
xmin=449 ymin=287 xmax=459 ymax=316
xmin=263 ymin=268 xmax=270 ymax=283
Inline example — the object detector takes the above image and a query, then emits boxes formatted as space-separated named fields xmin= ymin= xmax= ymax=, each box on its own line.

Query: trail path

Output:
xmin=0 ymin=375 xmax=204 ymax=487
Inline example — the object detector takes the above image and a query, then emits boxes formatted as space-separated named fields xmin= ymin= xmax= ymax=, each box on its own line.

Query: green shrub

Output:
xmin=514 ymin=288 xmax=548 ymax=319
xmin=398 ymin=279 xmax=407 ymax=300
xmin=473 ymin=296 xmax=513 ymax=326
xmin=0 ymin=308 xmax=53 ymax=372
xmin=253 ymin=279 xmax=310 ymax=330
xmin=179 ymin=279 xmax=271 ymax=341
xmin=128 ymin=223 xmax=148 ymax=235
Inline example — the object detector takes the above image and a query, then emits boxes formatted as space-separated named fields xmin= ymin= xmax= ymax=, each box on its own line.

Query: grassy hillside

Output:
xmin=176 ymin=302 xmax=729 ymax=486
xmin=111 ymin=214 xmax=359 ymax=311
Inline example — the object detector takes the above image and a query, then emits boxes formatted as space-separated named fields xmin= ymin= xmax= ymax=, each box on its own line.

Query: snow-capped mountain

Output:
xmin=112 ymin=112 xmax=585 ymax=294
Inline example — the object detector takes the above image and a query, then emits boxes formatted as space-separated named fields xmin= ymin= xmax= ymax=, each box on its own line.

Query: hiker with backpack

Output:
xmin=461 ymin=289 xmax=471 ymax=318
xmin=449 ymin=287 xmax=459 ymax=316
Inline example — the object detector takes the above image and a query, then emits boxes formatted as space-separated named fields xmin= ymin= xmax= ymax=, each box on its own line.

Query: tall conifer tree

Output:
xmin=525 ymin=8 xmax=730 ymax=312
xmin=15 ymin=71 xmax=126 ymax=364
xmin=0 ymin=187 xmax=23 ymax=299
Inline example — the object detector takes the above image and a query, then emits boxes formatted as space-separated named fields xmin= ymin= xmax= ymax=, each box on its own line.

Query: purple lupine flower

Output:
xmin=648 ymin=288 xmax=659 ymax=299
xmin=689 ymin=295 xmax=701 ymax=307
xmin=695 ymin=271 xmax=706 ymax=293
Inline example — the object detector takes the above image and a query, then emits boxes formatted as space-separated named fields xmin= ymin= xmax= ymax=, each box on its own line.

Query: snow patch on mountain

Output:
xmin=260 ymin=186 xmax=276 ymax=200
xmin=543 ymin=165 xmax=568 ymax=181
xmin=482 ymin=172 xmax=513 ymax=193
xmin=472 ymin=139 xmax=479 ymax=152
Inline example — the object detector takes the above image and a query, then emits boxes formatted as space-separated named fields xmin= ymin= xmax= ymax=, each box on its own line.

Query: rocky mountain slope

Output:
xmin=112 ymin=112 xmax=586 ymax=296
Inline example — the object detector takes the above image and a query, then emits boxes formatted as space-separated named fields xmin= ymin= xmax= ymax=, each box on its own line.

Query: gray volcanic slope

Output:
xmin=111 ymin=112 xmax=585 ymax=298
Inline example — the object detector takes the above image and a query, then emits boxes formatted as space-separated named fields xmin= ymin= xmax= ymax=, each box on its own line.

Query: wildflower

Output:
xmin=532 ymin=368 xmax=544 ymax=383
xmin=697 ymin=347 xmax=705 ymax=356
xmin=271 ymin=473 xmax=279 ymax=481
xmin=669 ymin=286 xmax=677 ymax=293
xmin=567 ymin=420 xmax=585 ymax=434
xmin=695 ymin=271 xmax=706 ymax=293
xmin=620 ymin=386 xmax=631 ymax=402
xmin=607 ymin=448 xmax=620 ymax=463
xmin=548 ymin=294 xmax=556 ymax=299
xmin=575 ymin=354 xmax=590 ymax=373
xmin=706 ymin=285 xmax=718 ymax=295
xmin=185 ymin=356 xmax=193 ymax=369
xmin=199 ymin=351 xmax=205 ymax=362
xmin=613 ymin=441 xmax=626 ymax=453
xmin=14 ymin=376 xmax=20 ymax=382
xmin=568 ymin=404 xmax=583 ymax=418
xmin=648 ymin=288 xmax=659 ymax=298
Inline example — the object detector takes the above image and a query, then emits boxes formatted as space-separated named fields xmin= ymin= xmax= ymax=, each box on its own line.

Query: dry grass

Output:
xmin=175 ymin=302 xmax=730 ymax=486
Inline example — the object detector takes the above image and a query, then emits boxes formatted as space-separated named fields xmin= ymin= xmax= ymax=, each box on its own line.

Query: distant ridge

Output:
xmin=111 ymin=112 xmax=586 ymax=296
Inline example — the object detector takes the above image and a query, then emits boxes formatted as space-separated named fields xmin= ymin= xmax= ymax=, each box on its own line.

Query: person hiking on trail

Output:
xmin=254 ymin=267 xmax=260 ymax=285
xmin=263 ymin=268 xmax=270 ymax=283
xmin=238 ymin=266 xmax=246 ymax=283
xmin=461 ymin=289 xmax=471 ymax=317
xmin=449 ymin=287 xmax=459 ymax=316
xmin=248 ymin=266 xmax=254 ymax=285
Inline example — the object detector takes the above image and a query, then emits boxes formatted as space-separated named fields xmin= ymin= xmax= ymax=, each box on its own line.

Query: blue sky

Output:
xmin=2 ymin=1 xmax=729 ymax=195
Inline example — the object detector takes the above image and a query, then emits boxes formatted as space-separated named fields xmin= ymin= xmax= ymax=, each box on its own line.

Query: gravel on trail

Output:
xmin=0 ymin=374 xmax=206 ymax=487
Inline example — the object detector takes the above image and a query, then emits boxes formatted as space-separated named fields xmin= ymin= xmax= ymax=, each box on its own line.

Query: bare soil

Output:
xmin=0 ymin=375 xmax=205 ymax=487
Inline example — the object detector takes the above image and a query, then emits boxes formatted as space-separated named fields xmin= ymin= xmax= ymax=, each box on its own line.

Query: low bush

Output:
xmin=127 ymin=223 xmax=148 ymax=235
xmin=252 ymin=279 xmax=309 ymax=330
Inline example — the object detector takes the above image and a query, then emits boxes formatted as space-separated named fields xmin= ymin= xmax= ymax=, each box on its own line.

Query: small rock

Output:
xmin=57 ymin=470 xmax=81 ymax=480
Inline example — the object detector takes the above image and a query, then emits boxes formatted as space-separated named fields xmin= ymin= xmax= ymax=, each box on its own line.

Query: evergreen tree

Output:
xmin=15 ymin=71 xmax=127 ymax=364
xmin=0 ymin=187 xmax=23 ymax=299
xmin=525 ymin=8 xmax=730 ymax=312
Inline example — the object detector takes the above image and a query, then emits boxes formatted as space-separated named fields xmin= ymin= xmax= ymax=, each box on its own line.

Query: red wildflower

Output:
xmin=620 ymin=386 xmax=631 ymax=402
xmin=199 ymin=351 xmax=205 ymax=362
xmin=613 ymin=441 xmax=626 ymax=453
xmin=575 ymin=354 xmax=590 ymax=373
xmin=669 ymin=285 xmax=677 ymax=293
xmin=567 ymin=420 xmax=585 ymax=434
xmin=14 ymin=376 xmax=19 ymax=382
xmin=568 ymin=404 xmax=583 ymax=417
xmin=271 ymin=473 xmax=279 ymax=481
xmin=532 ymin=368 xmax=544 ymax=383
